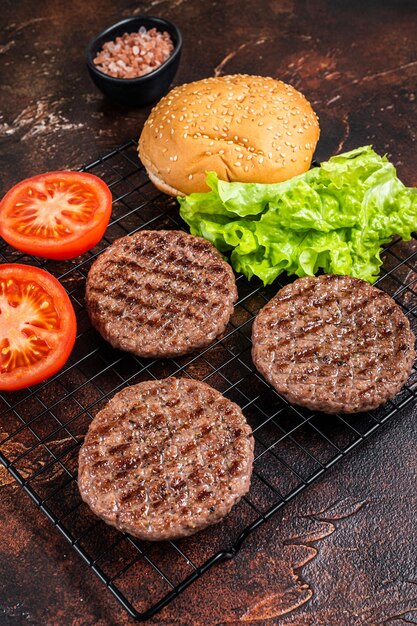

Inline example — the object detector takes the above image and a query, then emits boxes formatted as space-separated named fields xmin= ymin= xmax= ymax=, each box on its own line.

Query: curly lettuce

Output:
xmin=178 ymin=146 xmax=417 ymax=284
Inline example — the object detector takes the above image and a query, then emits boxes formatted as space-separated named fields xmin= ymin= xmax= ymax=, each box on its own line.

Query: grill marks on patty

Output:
xmin=252 ymin=275 xmax=415 ymax=414
xmin=78 ymin=378 xmax=254 ymax=541
xmin=85 ymin=230 xmax=238 ymax=358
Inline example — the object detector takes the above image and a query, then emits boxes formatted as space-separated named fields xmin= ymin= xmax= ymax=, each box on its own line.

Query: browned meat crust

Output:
xmin=85 ymin=230 xmax=237 ymax=358
xmin=78 ymin=377 xmax=254 ymax=541
xmin=252 ymin=275 xmax=415 ymax=414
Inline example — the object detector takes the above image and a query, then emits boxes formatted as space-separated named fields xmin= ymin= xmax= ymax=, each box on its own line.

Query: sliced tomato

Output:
xmin=0 ymin=264 xmax=76 ymax=391
xmin=0 ymin=171 xmax=112 ymax=260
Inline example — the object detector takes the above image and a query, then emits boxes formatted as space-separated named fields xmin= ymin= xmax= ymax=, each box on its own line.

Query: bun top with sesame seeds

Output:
xmin=138 ymin=74 xmax=320 ymax=196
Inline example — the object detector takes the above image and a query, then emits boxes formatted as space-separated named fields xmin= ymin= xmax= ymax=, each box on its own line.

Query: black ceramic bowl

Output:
xmin=86 ymin=16 xmax=182 ymax=107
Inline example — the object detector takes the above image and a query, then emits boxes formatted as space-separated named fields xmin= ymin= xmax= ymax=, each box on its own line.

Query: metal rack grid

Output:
xmin=0 ymin=139 xmax=416 ymax=621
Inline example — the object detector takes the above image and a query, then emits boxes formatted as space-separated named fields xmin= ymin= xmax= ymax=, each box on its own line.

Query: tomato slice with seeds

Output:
xmin=0 ymin=264 xmax=76 ymax=391
xmin=0 ymin=171 xmax=112 ymax=260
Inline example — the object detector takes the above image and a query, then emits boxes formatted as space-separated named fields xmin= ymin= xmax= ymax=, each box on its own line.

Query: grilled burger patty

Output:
xmin=78 ymin=377 xmax=254 ymax=541
xmin=252 ymin=275 xmax=415 ymax=414
xmin=85 ymin=230 xmax=237 ymax=358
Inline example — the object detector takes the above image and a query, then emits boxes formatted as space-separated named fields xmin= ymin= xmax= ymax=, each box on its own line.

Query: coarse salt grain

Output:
xmin=93 ymin=27 xmax=174 ymax=79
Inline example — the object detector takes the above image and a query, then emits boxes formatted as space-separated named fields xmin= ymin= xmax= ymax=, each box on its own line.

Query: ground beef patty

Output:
xmin=78 ymin=377 xmax=254 ymax=541
xmin=85 ymin=230 xmax=237 ymax=358
xmin=252 ymin=275 xmax=415 ymax=414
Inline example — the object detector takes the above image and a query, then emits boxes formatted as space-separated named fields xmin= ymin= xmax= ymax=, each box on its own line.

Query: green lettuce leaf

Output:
xmin=178 ymin=146 xmax=417 ymax=284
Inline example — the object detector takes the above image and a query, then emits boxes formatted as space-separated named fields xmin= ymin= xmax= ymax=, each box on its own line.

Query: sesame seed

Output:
xmin=234 ymin=161 xmax=242 ymax=167
xmin=183 ymin=133 xmax=188 ymax=138
xmin=244 ymin=165 xmax=249 ymax=172
xmin=219 ymin=149 xmax=225 ymax=155
xmin=259 ymin=156 xmax=264 ymax=164
xmin=188 ymin=174 xmax=193 ymax=180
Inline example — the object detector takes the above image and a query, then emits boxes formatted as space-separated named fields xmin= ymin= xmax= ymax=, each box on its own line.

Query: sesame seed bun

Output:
xmin=138 ymin=74 xmax=320 ymax=196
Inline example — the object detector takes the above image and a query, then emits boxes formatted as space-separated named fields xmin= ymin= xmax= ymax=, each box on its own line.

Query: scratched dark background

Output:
xmin=1 ymin=0 xmax=417 ymax=624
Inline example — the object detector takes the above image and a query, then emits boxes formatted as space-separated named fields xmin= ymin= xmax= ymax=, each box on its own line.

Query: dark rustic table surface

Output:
xmin=1 ymin=1 xmax=417 ymax=624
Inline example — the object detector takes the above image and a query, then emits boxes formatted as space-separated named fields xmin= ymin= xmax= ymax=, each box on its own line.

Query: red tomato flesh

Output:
xmin=0 ymin=264 xmax=76 ymax=391
xmin=0 ymin=171 xmax=112 ymax=260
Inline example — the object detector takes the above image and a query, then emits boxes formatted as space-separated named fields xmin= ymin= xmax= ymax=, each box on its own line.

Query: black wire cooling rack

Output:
xmin=0 ymin=139 xmax=416 ymax=621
